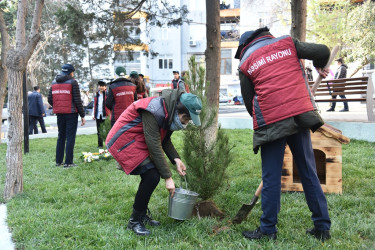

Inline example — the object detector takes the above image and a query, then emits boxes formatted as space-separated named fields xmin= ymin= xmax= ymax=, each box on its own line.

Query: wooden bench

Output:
xmin=309 ymin=76 xmax=375 ymax=121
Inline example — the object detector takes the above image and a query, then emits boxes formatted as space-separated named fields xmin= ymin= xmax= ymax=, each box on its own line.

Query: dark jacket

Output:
xmin=28 ymin=91 xmax=45 ymax=117
xmin=48 ymin=74 xmax=85 ymax=117
xmin=238 ymin=31 xmax=329 ymax=153
xmin=93 ymin=90 xmax=110 ymax=119
xmin=171 ymin=77 xmax=189 ymax=92
xmin=334 ymin=64 xmax=347 ymax=79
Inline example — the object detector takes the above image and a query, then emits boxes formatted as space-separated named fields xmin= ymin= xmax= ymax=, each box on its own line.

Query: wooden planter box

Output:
xmin=281 ymin=124 xmax=350 ymax=194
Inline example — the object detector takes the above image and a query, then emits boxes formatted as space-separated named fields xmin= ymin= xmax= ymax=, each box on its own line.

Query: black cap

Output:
xmin=172 ymin=70 xmax=179 ymax=74
xmin=234 ymin=27 xmax=270 ymax=59
xmin=61 ymin=64 xmax=75 ymax=75
xmin=139 ymin=73 xmax=144 ymax=77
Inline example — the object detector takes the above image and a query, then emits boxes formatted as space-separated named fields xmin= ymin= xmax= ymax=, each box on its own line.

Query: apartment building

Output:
xmin=113 ymin=0 xmax=290 ymax=94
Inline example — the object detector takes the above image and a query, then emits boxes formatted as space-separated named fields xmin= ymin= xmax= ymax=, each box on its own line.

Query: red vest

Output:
xmin=137 ymin=92 xmax=146 ymax=100
xmin=239 ymin=36 xmax=315 ymax=130
xmin=51 ymin=79 xmax=77 ymax=114
xmin=106 ymin=97 xmax=168 ymax=174
xmin=110 ymin=80 xmax=137 ymax=121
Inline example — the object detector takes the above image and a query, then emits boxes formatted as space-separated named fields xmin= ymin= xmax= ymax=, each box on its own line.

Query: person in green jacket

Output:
xmin=106 ymin=89 xmax=202 ymax=236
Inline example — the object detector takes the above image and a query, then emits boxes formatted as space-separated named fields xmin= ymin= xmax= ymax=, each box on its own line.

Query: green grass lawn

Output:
xmin=0 ymin=129 xmax=374 ymax=249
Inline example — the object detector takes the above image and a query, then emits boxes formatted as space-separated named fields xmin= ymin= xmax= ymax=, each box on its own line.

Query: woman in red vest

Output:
xmin=106 ymin=89 xmax=202 ymax=236
xmin=129 ymin=71 xmax=148 ymax=99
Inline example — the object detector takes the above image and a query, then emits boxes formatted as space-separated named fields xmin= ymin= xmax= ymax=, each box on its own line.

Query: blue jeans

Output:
xmin=56 ymin=113 xmax=79 ymax=165
xmin=331 ymin=94 xmax=349 ymax=110
xmin=260 ymin=129 xmax=331 ymax=234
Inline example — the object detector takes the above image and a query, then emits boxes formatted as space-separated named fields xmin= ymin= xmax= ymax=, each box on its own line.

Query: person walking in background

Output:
xmin=28 ymin=86 xmax=47 ymax=134
xmin=92 ymin=80 xmax=110 ymax=148
xmin=305 ymin=66 xmax=313 ymax=81
xmin=81 ymin=90 xmax=90 ymax=109
xmin=106 ymin=67 xmax=137 ymax=127
xmin=235 ymin=27 xmax=331 ymax=242
xmin=48 ymin=64 xmax=86 ymax=168
xmin=327 ymin=58 xmax=349 ymax=112
xmin=106 ymin=89 xmax=202 ymax=236
xmin=171 ymin=70 xmax=189 ymax=92
xmin=129 ymin=71 xmax=148 ymax=99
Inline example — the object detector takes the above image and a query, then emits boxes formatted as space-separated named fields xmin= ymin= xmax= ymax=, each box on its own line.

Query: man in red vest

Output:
xmin=235 ymin=27 xmax=331 ymax=242
xmin=106 ymin=67 xmax=137 ymax=126
xmin=48 ymin=64 xmax=86 ymax=168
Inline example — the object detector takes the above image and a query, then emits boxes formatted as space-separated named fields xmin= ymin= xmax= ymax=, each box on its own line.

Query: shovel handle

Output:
xmin=311 ymin=46 xmax=339 ymax=95
xmin=254 ymin=181 xmax=263 ymax=197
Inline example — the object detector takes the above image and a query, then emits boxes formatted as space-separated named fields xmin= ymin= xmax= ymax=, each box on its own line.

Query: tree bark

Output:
xmin=4 ymin=65 xmax=24 ymax=201
xmin=0 ymin=10 xmax=10 ymax=143
xmin=205 ymin=0 xmax=221 ymax=144
xmin=290 ymin=0 xmax=307 ymax=42
xmin=4 ymin=0 xmax=44 ymax=201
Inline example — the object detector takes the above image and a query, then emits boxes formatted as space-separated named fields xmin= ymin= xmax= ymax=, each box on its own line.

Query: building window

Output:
xmin=161 ymin=28 xmax=168 ymax=40
xmin=221 ymin=49 xmax=232 ymax=75
xmin=158 ymin=57 xmax=173 ymax=69
xmin=159 ymin=59 xmax=163 ymax=69
xmin=117 ymin=51 xmax=141 ymax=73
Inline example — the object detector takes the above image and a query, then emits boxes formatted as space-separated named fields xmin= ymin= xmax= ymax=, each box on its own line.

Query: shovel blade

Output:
xmin=232 ymin=195 xmax=259 ymax=224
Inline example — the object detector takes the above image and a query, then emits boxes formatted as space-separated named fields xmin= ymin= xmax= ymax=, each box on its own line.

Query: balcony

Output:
xmin=220 ymin=8 xmax=240 ymax=18
xmin=220 ymin=29 xmax=239 ymax=42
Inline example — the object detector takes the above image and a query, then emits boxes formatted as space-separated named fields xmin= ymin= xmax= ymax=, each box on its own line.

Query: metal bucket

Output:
xmin=168 ymin=176 xmax=199 ymax=220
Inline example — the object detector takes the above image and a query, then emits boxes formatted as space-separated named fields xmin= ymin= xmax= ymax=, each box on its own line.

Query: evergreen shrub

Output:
xmin=183 ymin=56 xmax=233 ymax=200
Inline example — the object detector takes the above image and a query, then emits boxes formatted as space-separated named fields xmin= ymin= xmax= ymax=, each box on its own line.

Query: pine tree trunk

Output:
xmin=290 ymin=0 xmax=307 ymax=42
xmin=4 ymin=56 xmax=24 ymax=200
xmin=205 ymin=0 xmax=221 ymax=144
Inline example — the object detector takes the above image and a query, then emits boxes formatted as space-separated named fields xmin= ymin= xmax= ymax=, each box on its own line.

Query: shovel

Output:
xmin=232 ymin=180 xmax=263 ymax=224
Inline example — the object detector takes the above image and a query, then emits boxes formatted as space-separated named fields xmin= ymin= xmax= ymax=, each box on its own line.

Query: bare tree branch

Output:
xmin=0 ymin=10 xmax=10 ymax=67
xmin=23 ymin=0 xmax=44 ymax=62
xmin=15 ymin=0 xmax=27 ymax=50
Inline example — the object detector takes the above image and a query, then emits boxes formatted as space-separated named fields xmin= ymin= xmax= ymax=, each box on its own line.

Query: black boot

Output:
xmin=127 ymin=209 xmax=151 ymax=236
xmin=306 ymin=227 xmax=331 ymax=242
xmin=142 ymin=209 xmax=160 ymax=227
xmin=243 ymin=227 xmax=277 ymax=240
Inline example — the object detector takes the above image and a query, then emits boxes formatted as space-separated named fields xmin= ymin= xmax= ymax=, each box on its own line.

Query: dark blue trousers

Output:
xmin=29 ymin=116 xmax=39 ymax=134
xmin=56 ymin=113 xmax=79 ymax=165
xmin=260 ymin=129 xmax=331 ymax=234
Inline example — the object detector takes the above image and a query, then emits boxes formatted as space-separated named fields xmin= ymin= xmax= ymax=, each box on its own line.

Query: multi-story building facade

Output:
xmin=113 ymin=0 xmax=290 ymax=96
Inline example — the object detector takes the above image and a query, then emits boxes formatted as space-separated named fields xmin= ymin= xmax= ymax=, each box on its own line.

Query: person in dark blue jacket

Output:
xmin=28 ymin=86 xmax=46 ymax=134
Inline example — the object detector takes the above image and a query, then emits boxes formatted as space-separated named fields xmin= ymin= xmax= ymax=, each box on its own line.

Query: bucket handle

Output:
xmin=180 ymin=175 xmax=188 ymax=189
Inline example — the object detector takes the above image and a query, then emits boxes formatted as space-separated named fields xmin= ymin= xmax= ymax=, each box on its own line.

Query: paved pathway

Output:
xmin=0 ymin=204 xmax=15 ymax=250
